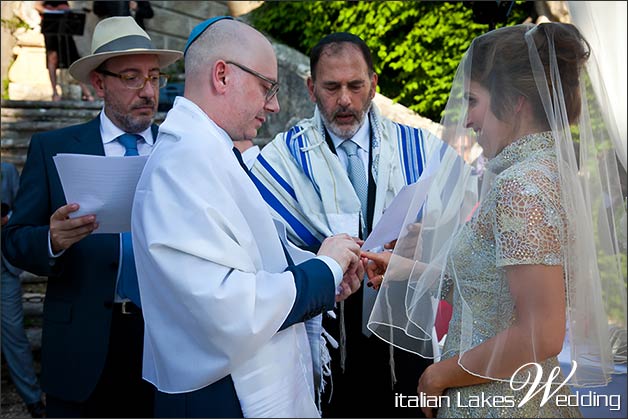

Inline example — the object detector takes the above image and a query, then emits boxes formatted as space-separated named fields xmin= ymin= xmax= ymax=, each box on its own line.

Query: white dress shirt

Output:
xmin=328 ymin=116 xmax=370 ymax=176
xmin=99 ymin=110 xmax=154 ymax=157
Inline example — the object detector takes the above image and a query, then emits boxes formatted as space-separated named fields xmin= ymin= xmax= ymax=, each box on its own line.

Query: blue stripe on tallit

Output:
xmin=249 ymin=171 xmax=321 ymax=247
xmin=285 ymin=125 xmax=320 ymax=196
xmin=397 ymin=124 xmax=427 ymax=185
xmin=284 ymin=126 xmax=298 ymax=165
xmin=416 ymin=202 xmax=424 ymax=221
xmin=398 ymin=125 xmax=409 ymax=183
xmin=417 ymin=128 xmax=426 ymax=176
xmin=297 ymin=130 xmax=312 ymax=181
xmin=257 ymin=155 xmax=297 ymax=202
xmin=439 ymin=140 xmax=449 ymax=159
xmin=285 ymin=126 xmax=300 ymax=162
xmin=285 ymin=126 xmax=311 ymax=181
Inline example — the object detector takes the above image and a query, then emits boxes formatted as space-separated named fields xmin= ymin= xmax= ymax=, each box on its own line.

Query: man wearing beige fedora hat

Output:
xmin=3 ymin=16 xmax=182 ymax=417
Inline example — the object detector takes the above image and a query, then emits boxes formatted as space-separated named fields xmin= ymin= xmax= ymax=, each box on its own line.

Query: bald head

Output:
xmin=183 ymin=18 xmax=280 ymax=141
xmin=184 ymin=19 xmax=274 ymax=87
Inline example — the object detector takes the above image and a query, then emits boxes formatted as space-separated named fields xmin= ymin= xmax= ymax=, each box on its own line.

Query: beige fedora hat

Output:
xmin=69 ymin=16 xmax=183 ymax=84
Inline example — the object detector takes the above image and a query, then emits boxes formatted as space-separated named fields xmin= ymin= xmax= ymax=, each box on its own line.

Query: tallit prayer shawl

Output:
xmin=132 ymin=97 xmax=319 ymax=417
xmin=251 ymin=104 xmax=445 ymax=248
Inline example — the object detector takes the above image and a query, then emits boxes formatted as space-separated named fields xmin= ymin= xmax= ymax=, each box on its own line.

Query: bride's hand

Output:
xmin=360 ymin=250 xmax=392 ymax=290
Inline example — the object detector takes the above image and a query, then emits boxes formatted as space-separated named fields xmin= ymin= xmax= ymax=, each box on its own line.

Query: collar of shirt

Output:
xmin=242 ymin=145 xmax=261 ymax=170
xmin=99 ymin=109 xmax=154 ymax=156
xmin=329 ymin=115 xmax=370 ymax=172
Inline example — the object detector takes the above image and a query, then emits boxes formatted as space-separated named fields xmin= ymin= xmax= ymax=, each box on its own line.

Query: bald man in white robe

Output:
xmin=132 ymin=17 xmax=364 ymax=418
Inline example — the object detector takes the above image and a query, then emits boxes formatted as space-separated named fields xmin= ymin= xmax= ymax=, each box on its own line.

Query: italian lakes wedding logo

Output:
xmin=394 ymin=361 xmax=622 ymax=412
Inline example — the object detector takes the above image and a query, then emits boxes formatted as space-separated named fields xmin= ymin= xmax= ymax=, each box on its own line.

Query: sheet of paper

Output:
xmin=362 ymin=150 xmax=441 ymax=251
xmin=53 ymin=153 xmax=148 ymax=234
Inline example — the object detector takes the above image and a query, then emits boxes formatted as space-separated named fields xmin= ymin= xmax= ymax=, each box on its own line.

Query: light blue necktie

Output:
xmin=117 ymin=133 xmax=140 ymax=157
xmin=339 ymin=140 xmax=368 ymax=223
xmin=339 ymin=140 xmax=375 ymax=336
xmin=116 ymin=134 xmax=141 ymax=307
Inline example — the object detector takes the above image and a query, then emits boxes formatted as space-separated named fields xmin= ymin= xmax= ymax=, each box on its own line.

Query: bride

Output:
xmin=363 ymin=22 xmax=626 ymax=418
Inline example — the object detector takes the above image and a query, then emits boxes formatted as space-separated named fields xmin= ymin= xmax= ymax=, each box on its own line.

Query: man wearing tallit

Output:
xmin=250 ymin=32 xmax=455 ymax=417
xmin=131 ymin=18 xmax=363 ymax=418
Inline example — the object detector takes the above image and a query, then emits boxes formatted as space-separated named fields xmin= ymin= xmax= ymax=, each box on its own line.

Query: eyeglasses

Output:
xmin=225 ymin=60 xmax=279 ymax=102
xmin=97 ymin=69 xmax=169 ymax=90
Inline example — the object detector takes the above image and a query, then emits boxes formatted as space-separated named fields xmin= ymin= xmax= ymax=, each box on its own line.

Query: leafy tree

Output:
xmin=250 ymin=1 xmax=531 ymax=122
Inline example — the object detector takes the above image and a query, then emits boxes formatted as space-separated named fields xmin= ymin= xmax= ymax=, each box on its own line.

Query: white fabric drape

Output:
xmin=132 ymin=97 xmax=319 ymax=417
xmin=568 ymin=1 xmax=627 ymax=170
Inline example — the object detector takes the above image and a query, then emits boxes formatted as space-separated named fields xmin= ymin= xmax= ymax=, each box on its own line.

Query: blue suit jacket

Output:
xmin=3 ymin=116 xmax=158 ymax=402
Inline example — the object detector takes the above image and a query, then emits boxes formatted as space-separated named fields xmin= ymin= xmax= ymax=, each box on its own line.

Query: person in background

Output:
xmin=3 ymin=17 xmax=182 ymax=417
xmin=1 ymin=161 xmax=46 ymax=418
xmin=93 ymin=1 xmax=154 ymax=29
xmin=131 ymin=17 xmax=364 ymax=418
xmin=35 ymin=1 xmax=94 ymax=101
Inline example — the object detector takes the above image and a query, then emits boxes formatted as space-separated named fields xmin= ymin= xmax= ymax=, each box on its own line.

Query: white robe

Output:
xmin=132 ymin=96 xmax=320 ymax=417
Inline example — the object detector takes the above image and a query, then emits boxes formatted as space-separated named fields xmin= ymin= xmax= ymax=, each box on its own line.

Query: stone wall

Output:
xmin=2 ymin=0 xmax=452 ymax=172
xmin=2 ymin=1 xmax=52 ymax=100
xmin=1 ymin=2 xmax=18 ymax=84
xmin=0 ymin=2 xmax=268 ymax=92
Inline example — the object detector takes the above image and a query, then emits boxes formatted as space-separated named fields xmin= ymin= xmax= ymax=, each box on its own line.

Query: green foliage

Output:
xmin=1 ymin=16 xmax=32 ymax=32
xmin=250 ymin=1 xmax=529 ymax=122
xmin=2 ymin=77 xmax=10 ymax=100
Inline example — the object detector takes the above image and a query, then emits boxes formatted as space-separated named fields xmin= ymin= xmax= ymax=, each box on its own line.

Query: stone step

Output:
xmin=21 ymin=271 xmax=47 ymax=284
xmin=21 ymin=271 xmax=46 ymax=322
xmin=0 ymin=98 xmax=103 ymax=109
xmin=1 ymin=107 xmax=102 ymax=121
xmin=0 ymin=99 xmax=102 ymax=167
xmin=22 ymin=293 xmax=44 ymax=318
xmin=0 ymin=99 xmax=166 ymax=169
